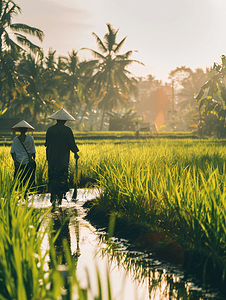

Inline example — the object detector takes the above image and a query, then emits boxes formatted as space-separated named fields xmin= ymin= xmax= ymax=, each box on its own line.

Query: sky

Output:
xmin=14 ymin=0 xmax=226 ymax=83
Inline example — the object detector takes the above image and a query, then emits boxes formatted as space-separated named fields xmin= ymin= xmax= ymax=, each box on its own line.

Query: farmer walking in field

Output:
xmin=10 ymin=120 xmax=36 ymax=193
xmin=45 ymin=108 xmax=79 ymax=208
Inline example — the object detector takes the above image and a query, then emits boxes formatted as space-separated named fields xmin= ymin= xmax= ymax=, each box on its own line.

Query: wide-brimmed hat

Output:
xmin=48 ymin=108 xmax=75 ymax=121
xmin=12 ymin=120 xmax=35 ymax=132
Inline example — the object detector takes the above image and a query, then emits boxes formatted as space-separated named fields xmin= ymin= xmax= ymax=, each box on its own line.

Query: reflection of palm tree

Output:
xmin=82 ymin=23 xmax=143 ymax=130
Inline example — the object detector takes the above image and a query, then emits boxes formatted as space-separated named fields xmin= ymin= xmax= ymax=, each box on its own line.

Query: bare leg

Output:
xmin=51 ymin=193 xmax=57 ymax=208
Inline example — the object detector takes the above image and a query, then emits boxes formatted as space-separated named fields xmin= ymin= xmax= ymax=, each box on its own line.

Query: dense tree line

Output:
xmin=1 ymin=0 xmax=226 ymax=136
xmin=0 ymin=1 xmax=142 ymax=131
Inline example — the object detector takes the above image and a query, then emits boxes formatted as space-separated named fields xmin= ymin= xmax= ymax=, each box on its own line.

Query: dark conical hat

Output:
xmin=48 ymin=108 xmax=75 ymax=121
xmin=11 ymin=120 xmax=35 ymax=131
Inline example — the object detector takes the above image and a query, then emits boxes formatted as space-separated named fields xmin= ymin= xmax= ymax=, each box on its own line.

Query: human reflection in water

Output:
xmin=51 ymin=206 xmax=80 ymax=265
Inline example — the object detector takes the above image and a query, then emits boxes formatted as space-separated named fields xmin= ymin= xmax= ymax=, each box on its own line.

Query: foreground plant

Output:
xmin=87 ymin=139 xmax=226 ymax=290
xmin=0 ymin=167 xmax=114 ymax=299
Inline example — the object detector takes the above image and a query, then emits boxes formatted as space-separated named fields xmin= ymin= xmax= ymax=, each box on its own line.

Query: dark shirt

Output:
xmin=45 ymin=122 xmax=79 ymax=167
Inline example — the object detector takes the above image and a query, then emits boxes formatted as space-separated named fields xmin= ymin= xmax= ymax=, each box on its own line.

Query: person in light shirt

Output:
xmin=10 ymin=120 xmax=36 ymax=191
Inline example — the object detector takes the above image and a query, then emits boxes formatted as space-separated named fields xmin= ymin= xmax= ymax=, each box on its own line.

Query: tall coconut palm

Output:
xmin=0 ymin=50 xmax=23 ymax=111
xmin=0 ymin=0 xmax=44 ymax=114
xmin=16 ymin=53 xmax=44 ymax=123
xmin=57 ymin=50 xmax=97 ymax=124
xmin=63 ymin=50 xmax=82 ymax=115
xmin=82 ymin=23 xmax=143 ymax=130
xmin=0 ymin=0 xmax=44 ymax=56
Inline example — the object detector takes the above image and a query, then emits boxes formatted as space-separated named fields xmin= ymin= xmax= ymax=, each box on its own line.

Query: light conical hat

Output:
xmin=48 ymin=108 xmax=75 ymax=121
xmin=12 ymin=120 xmax=35 ymax=131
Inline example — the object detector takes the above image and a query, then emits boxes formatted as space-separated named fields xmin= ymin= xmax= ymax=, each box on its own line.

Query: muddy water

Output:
xmin=30 ymin=189 xmax=223 ymax=300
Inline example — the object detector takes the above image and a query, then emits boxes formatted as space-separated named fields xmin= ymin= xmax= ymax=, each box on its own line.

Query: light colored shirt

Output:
xmin=11 ymin=136 xmax=36 ymax=165
xmin=135 ymin=124 xmax=140 ymax=132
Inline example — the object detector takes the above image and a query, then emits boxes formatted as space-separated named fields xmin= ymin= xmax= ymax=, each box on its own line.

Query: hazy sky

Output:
xmin=14 ymin=0 xmax=226 ymax=83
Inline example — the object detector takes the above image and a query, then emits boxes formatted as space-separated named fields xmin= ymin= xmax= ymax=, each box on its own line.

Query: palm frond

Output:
xmin=91 ymin=32 xmax=107 ymax=53
xmin=79 ymin=59 xmax=98 ymax=73
xmin=1 ymin=2 xmax=20 ymax=26
xmin=119 ymin=58 xmax=145 ymax=68
xmin=114 ymin=72 xmax=130 ymax=95
xmin=114 ymin=36 xmax=127 ymax=53
xmin=117 ymin=50 xmax=133 ymax=59
xmin=3 ymin=31 xmax=23 ymax=52
xmin=10 ymin=23 xmax=44 ymax=42
xmin=80 ymin=47 xmax=105 ymax=60
xmin=14 ymin=33 xmax=43 ymax=54
xmin=104 ymin=25 xmax=116 ymax=53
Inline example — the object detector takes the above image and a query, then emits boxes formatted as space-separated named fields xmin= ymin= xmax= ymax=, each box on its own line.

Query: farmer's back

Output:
xmin=46 ymin=122 xmax=78 ymax=167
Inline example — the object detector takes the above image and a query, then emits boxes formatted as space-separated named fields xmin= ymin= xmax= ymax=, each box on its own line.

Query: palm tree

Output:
xmin=17 ymin=52 xmax=57 ymax=125
xmin=0 ymin=50 xmax=23 ymax=111
xmin=169 ymin=66 xmax=211 ymax=109
xmin=0 ymin=0 xmax=44 ymax=56
xmin=82 ymin=23 xmax=143 ymax=130
xmin=63 ymin=50 xmax=82 ymax=115
xmin=0 ymin=0 xmax=45 ymax=115
xmin=16 ymin=53 xmax=44 ymax=122
xmin=57 ymin=50 xmax=98 ymax=127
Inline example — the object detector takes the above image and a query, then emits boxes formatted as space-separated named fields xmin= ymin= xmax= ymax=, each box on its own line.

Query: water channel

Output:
xmin=30 ymin=188 xmax=224 ymax=300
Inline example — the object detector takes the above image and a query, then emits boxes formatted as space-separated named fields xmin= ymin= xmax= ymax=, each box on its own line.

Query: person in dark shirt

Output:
xmin=45 ymin=108 xmax=79 ymax=207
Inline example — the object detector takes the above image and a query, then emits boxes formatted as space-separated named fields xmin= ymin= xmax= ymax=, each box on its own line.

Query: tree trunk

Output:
xmin=100 ymin=108 xmax=105 ymax=131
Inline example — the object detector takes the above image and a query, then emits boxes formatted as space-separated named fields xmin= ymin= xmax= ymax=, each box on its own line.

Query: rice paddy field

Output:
xmin=1 ymin=138 xmax=226 ymax=297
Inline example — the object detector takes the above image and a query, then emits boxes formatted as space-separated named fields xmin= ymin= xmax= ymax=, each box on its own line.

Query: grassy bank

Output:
xmin=82 ymin=139 xmax=226 ymax=292
xmin=0 ymin=130 xmax=199 ymax=146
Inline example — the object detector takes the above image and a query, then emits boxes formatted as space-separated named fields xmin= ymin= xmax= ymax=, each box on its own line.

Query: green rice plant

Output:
xmin=0 ymin=164 xmax=116 ymax=299
xmin=82 ymin=139 xmax=226 ymax=285
xmin=1 ymin=140 xmax=226 ymax=267
xmin=34 ymin=146 xmax=48 ymax=189
xmin=0 ymin=181 xmax=50 ymax=298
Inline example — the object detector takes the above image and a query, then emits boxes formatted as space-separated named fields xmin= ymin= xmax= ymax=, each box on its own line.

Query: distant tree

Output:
xmin=169 ymin=66 xmax=211 ymax=108
xmin=107 ymin=109 xmax=138 ymax=131
xmin=0 ymin=50 xmax=24 ymax=111
xmin=60 ymin=50 xmax=83 ymax=115
xmin=196 ymin=55 xmax=226 ymax=137
xmin=55 ymin=50 xmax=97 ymax=125
xmin=0 ymin=0 xmax=44 ymax=115
xmin=82 ymin=23 xmax=143 ymax=130
xmin=168 ymin=66 xmax=212 ymax=131
xmin=134 ymin=75 xmax=164 ymax=125
xmin=16 ymin=53 xmax=44 ymax=123
xmin=16 ymin=52 xmax=58 ymax=125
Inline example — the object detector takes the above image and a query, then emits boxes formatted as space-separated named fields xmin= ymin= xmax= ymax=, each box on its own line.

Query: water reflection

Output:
xmin=51 ymin=207 xmax=80 ymax=264
xmin=98 ymin=234 xmax=222 ymax=300
xmin=30 ymin=191 xmax=224 ymax=300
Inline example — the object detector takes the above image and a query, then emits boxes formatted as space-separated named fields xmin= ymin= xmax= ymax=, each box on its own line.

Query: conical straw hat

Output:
xmin=48 ymin=108 xmax=75 ymax=121
xmin=12 ymin=120 xmax=35 ymax=131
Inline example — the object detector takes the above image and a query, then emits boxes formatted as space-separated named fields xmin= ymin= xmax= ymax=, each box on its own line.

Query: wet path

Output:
xmin=29 ymin=189 xmax=223 ymax=300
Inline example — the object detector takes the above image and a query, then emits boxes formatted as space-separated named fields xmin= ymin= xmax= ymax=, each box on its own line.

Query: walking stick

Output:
xmin=72 ymin=157 xmax=78 ymax=201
